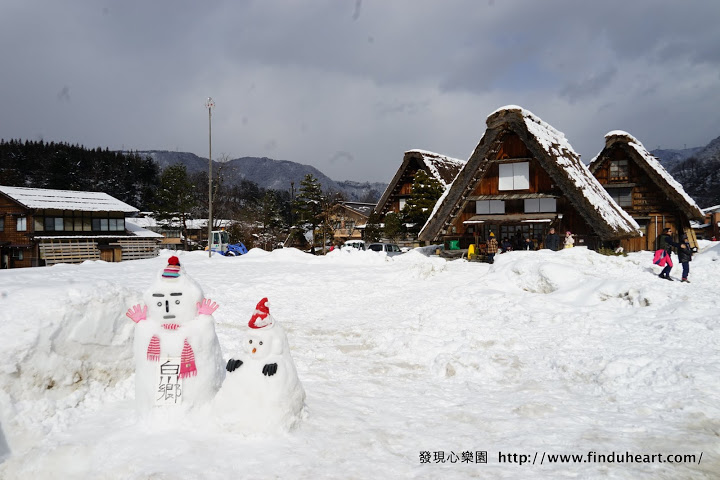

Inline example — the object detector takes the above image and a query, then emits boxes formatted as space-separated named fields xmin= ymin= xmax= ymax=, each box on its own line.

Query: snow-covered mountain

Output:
xmin=136 ymin=150 xmax=386 ymax=202
xmin=650 ymin=146 xmax=703 ymax=171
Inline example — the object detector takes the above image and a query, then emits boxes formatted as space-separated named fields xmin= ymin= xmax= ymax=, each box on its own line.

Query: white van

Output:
xmin=343 ymin=240 xmax=366 ymax=250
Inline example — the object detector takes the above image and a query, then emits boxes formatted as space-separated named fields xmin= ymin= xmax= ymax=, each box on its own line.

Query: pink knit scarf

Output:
xmin=146 ymin=330 xmax=197 ymax=378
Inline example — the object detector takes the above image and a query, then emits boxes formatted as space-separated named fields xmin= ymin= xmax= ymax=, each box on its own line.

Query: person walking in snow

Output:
xmin=545 ymin=228 xmax=560 ymax=251
xmin=677 ymin=233 xmax=695 ymax=283
xmin=564 ymin=231 xmax=575 ymax=249
xmin=654 ymin=227 xmax=681 ymax=281
xmin=486 ymin=232 xmax=498 ymax=264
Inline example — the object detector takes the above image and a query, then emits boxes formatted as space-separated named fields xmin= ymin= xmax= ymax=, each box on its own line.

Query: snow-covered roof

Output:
xmin=124 ymin=219 xmax=164 ymax=238
xmin=404 ymin=149 xmax=466 ymax=187
xmin=419 ymin=106 xmax=641 ymax=242
xmin=589 ymin=131 xmax=704 ymax=221
xmin=374 ymin=149 xmax=465 ymax=216
xmin=0 ymin=185 xmax=139 ymax=213
xmin=518 ymin=110 xmax=640 ymax=234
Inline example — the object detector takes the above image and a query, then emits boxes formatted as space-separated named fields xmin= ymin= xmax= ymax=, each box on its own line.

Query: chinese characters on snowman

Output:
xmin=125 ymin=256 xmax=225 ymax=411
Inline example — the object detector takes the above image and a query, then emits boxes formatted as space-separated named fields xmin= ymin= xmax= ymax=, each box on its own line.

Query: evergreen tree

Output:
xmin=292 ymin=174 xmax=324 ymax=254
xmin=153 ymin=164 xmax=197 ymax=250
xmin=363 ymin=211 xmax=383 ymax=243
xmin=383 ymin=212 xmax=405 ymax=242
xmin=401 ymin=169 xmax=444 ymax=235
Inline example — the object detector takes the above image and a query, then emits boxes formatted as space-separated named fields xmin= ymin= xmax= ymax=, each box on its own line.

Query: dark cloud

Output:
xmin=1 ymin=1 xmax=719 ymax=183
xmin=560 ymin=68 xmax=618 ymax=104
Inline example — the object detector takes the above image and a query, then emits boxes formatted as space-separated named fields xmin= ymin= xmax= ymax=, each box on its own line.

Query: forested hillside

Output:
xmin=0 ymin=139 xmax=159 ymax=210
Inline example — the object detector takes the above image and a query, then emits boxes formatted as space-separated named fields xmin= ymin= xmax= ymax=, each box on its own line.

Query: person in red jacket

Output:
xmin=654 ymin=227 xmax=680 ymax=281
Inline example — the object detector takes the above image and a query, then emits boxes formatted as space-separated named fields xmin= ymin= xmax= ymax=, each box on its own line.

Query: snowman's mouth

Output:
xmin=163 ymin=315 xmax=176 ymax=319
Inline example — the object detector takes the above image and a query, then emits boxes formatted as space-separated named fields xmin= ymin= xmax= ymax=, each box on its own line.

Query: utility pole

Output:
xmin=206 ymin=97 xmax=214 ymax=258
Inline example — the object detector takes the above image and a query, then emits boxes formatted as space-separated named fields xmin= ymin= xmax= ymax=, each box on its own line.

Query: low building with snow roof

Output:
xmin=0 ymin=185 xmax=160 ymax=268
xmin=589 ymin=131 xmax=705 ymax=251
xmin=418 ymin=106 xmax=641 ymax=253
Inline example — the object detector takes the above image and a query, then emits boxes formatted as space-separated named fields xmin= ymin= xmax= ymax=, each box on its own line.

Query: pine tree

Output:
xmin=401 ymin=169 xmax=444 ymax=235
xmin=153 ymin=164 xmax=197 ymax=250
xmin=383 ymin=212 xmax=404 ymax=242
xmin=292 ymin=174 xmax=324 ymax=254
xmin=363 ymin=211 xmax=383 ymax=243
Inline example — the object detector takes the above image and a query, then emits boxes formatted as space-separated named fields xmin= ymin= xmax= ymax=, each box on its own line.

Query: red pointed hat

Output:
xmin=248 ymin=297 xmax=274 ymax=329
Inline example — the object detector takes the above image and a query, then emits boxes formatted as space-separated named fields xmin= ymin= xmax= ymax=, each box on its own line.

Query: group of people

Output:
xmin=484 ymin=227 xmax=575 ymax=263
xmin=654 ymin=227 xmax=695 ymax=282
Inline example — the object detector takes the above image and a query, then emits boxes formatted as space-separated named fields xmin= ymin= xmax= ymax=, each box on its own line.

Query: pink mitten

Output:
xmin=197 ymin=298 xmax=219 ymax=315
xmin=126 ymin=304 xmax=147 ymax=323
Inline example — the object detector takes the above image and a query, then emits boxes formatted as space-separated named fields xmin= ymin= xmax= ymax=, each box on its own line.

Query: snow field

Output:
xmin=0 ymin=243 xmax=719 ymax=479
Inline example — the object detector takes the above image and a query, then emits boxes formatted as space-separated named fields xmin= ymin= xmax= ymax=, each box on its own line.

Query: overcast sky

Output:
xmin=2 ymin=1 xmax=719 ymax=183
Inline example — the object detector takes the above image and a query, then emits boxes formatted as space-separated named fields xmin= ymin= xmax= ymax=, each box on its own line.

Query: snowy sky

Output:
xmin=2 ymin=0 xmax=720 ymax=183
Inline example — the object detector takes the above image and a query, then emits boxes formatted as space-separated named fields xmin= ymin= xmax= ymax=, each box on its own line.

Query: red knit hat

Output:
xmin=162 ymin=256 xmax=182 ymax=279
xmin=248 ymin=298 xmax=274 ymax=329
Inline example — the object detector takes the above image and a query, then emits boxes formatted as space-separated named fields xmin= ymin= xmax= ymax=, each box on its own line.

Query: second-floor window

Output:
xmin=610 ymin=160 xmax=629 ymax=180
xmin=17 ymin=217 xmax=27 ymax=231
xmin=498 ymin=162 xmax=530 ymax=191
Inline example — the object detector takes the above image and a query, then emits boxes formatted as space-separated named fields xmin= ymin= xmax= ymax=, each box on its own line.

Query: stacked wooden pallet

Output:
xmin=39 ymin=239 xmax=100 ymax=265
xmin=115 ymin=239 xmax=159 ymax=261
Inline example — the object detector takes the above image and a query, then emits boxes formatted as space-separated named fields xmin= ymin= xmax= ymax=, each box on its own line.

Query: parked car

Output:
xmin=343 ymin=240 xmax=366 ymax=250
xmin=367 ymin=243 xmax=403 ymax=257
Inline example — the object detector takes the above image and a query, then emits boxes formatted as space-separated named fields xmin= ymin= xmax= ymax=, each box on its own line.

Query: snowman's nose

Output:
xmin=252 ymin=348 xmax=256 ymax=354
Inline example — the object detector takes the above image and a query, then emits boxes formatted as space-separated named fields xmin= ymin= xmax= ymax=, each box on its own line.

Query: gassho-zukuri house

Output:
xmin=418 ymin=106 xmax=642 ymax=251
xmin=588 ymin=131 xmax=704 ymax=251
xmin=0 ymin=185 xmax=160 ymax=268
xmin=374 ymin=149 xmax=466 ymax=217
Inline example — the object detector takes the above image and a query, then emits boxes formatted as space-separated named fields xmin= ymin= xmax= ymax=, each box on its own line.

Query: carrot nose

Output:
xmin=252 ymin=348 xmax=256 ymax=354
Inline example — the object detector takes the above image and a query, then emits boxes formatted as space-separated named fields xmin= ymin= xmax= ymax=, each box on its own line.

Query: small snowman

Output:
xmin=213 ymin=298 xmax=305 ymax=432
xmin=126 ymin=256 xmax=225 ymax=412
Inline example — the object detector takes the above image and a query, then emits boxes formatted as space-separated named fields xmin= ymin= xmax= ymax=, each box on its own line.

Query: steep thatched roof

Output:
xmin=589 ymin=131 xmax=704 ymax=221
xmin=374 ymin=149 xmax=465 ymax=215
xmin=419 ymin=106 xmax=641 ymax=242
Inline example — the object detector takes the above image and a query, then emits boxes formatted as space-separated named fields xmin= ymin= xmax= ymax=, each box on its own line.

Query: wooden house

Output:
xmin=418 ymin=106 xmax=640 ymax=251
xmin=588 ymin=131 xmax=704 ymax=251
xmin=698 ymin=205 xmax=720 ymax=240
xmin=374 ymin=149 xmax=465 ymax=217
xmin=329 ymin=201 xmax=374 ymax=244
xmin=0 ymin=185 xmax=160 ymax=268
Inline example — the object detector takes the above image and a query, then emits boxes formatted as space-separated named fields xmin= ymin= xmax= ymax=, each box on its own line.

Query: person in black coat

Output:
xmin=677 ymin=233 xmax=695 ymax=283
xmin=654 ymin=227 xmax=681 ymax=280
xmin=545 ymin=228 xmax=560 ymax=251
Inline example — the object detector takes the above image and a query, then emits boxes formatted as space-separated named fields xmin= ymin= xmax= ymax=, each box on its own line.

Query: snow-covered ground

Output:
xmin=1 ymin=243 xmax=719 ymax=479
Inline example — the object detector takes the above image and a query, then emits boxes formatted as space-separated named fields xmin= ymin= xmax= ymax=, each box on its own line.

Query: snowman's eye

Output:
xmin=157 ymin=302 xmax=162 ymax=307
xmin=249 ymin=340 xmax=252 ymax=344
xmin=259 ymin=341 xmax=263 ymax=345
xmin=175 ymin=300 xmax=180 ymax=305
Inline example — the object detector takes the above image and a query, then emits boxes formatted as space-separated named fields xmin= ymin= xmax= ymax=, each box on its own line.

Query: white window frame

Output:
xmin=499 ymin=162 xmax=530 ymax=191
xmin=476 ymin=200 xmax=505 ymax=214
xmin=524 ymin=198 xmax=557 ymax=213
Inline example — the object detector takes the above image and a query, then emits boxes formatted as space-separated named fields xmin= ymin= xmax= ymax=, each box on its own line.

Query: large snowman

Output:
xmin=126 ymin=256 xmax=225 ymax=412
xmin=213 ymin=298 xmax=305 ymax=432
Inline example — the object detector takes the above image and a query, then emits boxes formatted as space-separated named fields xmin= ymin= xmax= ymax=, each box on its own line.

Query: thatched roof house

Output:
xmin=418 ymin=106 xmax=640 ymax=249
xmin=589 ymin=131 xmax=704 ymax=250
xmin=374 ymin=149 xmax=465 ymax=217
